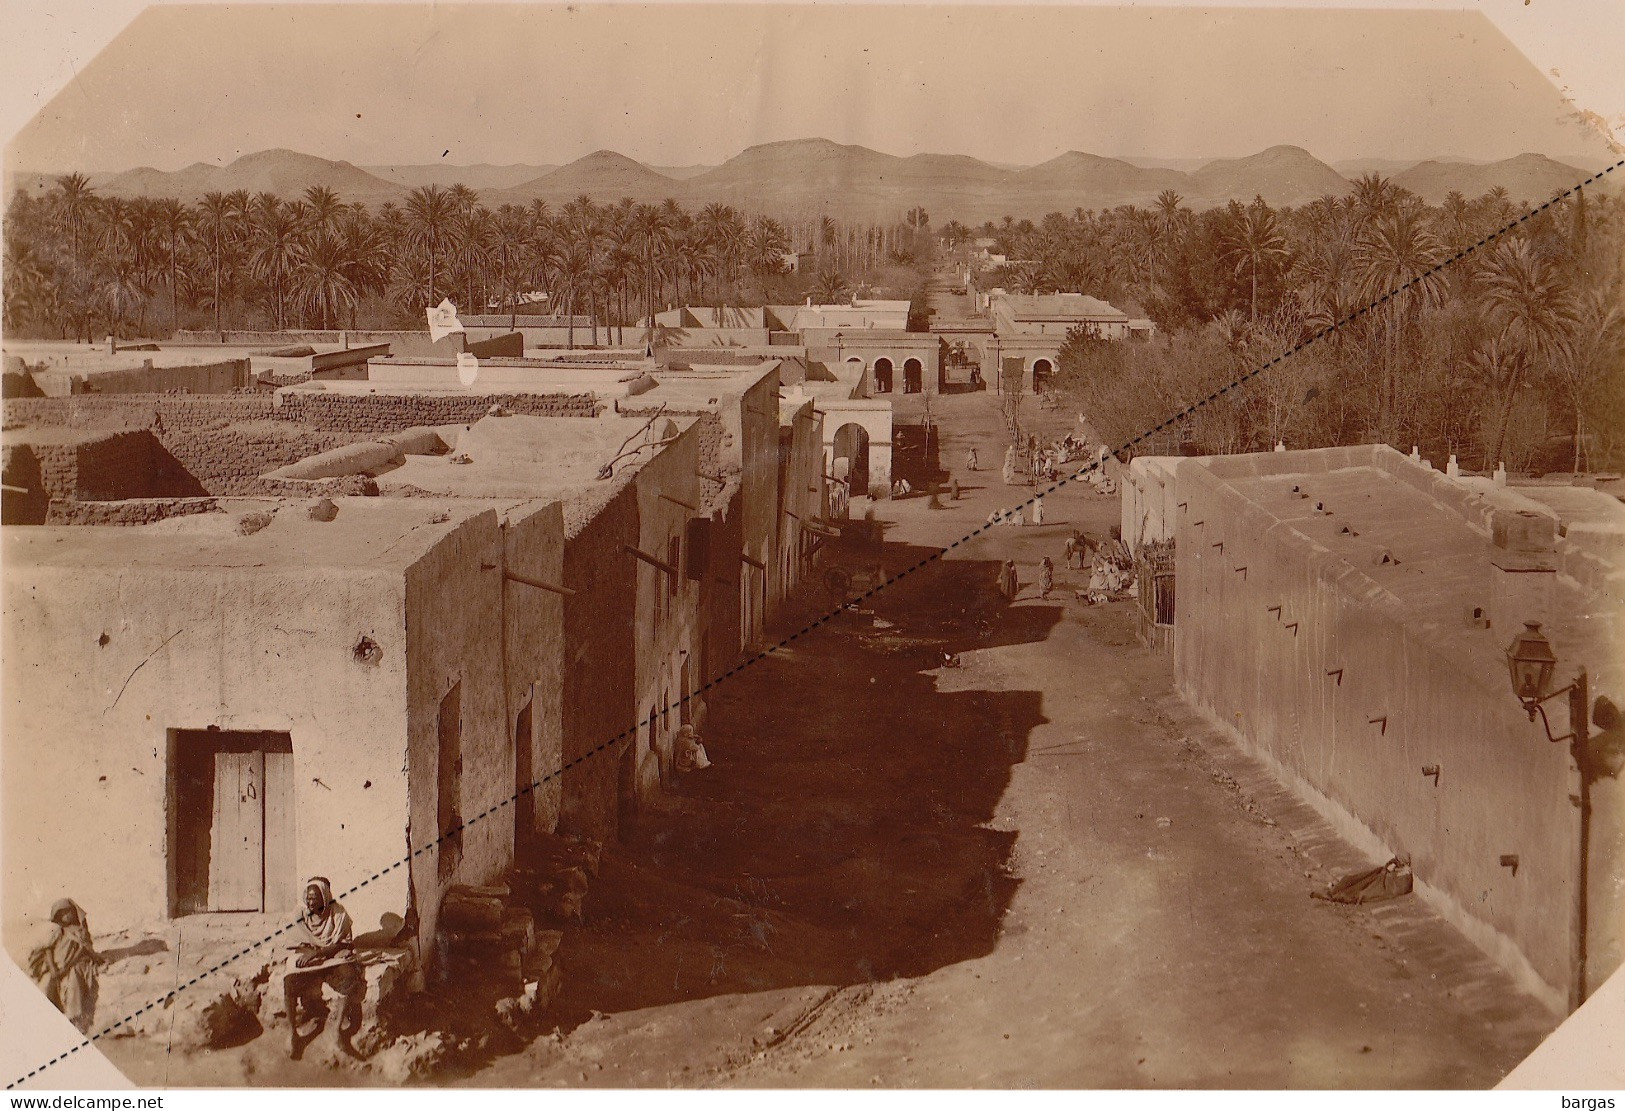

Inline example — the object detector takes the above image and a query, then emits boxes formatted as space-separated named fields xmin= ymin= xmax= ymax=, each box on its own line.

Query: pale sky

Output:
xmin=3 ymin=1 xmax=1623 ymax=173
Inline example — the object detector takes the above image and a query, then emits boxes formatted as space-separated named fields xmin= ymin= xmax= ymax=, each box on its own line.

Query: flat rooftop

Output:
xmin=1205 ymin=451 xmax=1622 ymax=694
xmin=995 ymin=293 xmax=1128 ymax=321
xmin=2 ymin=497 xmax=493 ymax=573
xmin=624 ymin=364 xmax=780 ymax=411
xmin=376 ymin=413 xmax=696 ymax=528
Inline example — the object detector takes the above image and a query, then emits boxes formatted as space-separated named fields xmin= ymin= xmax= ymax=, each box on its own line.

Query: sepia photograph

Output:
xmin=0 ymin=0 xmax=1622 ymax=1095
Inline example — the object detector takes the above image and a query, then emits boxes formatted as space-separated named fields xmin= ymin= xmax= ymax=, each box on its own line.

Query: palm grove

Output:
xmin=2 ymin=179 xmax=936 ymax=347
xmin=959 ymin=177 xmax=1623 ymax=474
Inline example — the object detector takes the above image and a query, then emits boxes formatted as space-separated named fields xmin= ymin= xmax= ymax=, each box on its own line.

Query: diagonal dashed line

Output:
xmin=9 ymin=156 xmax=1620 ymax=1089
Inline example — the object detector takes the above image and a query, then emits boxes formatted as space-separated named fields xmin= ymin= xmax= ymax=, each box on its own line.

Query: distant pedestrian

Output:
xmin=999 ymin=560 xmax=1019 ymax=601
xmin=1031 ymin=496 xmax=1045 ymax=526
xmin=676 ymin=724 xmax=711 ymax=772
xmin=1039 ymin=557 xmax=1055 ymax=599
xmin=966 ymin=448 xmax=979 ymax=472
xmin=29 ymin=899 xmax=103 ymax=1035
xmin=950 ymin=477 xmax=961 ymax=501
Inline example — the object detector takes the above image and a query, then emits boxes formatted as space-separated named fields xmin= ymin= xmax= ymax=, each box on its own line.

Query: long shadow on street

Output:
xmin=546 ymin=542 xmax=1054 ymax=1026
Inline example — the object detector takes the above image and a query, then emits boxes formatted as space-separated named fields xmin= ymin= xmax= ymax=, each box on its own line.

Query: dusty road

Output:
xmin=463 ymin=388 xmax=1556 ymax=1089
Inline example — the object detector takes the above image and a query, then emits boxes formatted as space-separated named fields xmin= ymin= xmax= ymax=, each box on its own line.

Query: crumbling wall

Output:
xmin=274 ymin=392 xmax=600 ymax=436
xmin=3 ymin=393 xmax=278 ymax=431
xmin=52 ymin=498 xmax=222 ymax=527
xmin=0 ymin=444 xmax=49 ymax=524
xmin=158 ymin=422 xmax=364 ymax=495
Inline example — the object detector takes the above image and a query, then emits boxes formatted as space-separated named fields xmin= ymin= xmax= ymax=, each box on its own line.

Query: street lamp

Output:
xmin=1501 ymin=620 xmax=1553 ymax=708
xmin=1503 ymin=620 xmax=1625 ymax=1012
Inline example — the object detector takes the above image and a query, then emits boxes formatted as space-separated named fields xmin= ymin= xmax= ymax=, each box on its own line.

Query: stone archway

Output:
xmin=903 ymin=357 xmax=923 ymax=393
xmin=873 ymin=357 xmax=894 ymax=394
xmin=832 ymin=422 xmax=871 ymax=494
xmin=1032 ymin=357 xmax=1054 ymax=393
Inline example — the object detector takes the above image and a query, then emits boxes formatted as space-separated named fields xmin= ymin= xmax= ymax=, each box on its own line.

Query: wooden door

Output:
xmin=262 ymin=750 xmax=297 ymax=912
xmin=209 ymin=750 xmax=265 ymax=911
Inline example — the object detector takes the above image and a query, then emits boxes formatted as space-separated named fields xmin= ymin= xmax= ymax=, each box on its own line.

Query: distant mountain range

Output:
xmin=6 ymin=140 xmax=1606 ymax=223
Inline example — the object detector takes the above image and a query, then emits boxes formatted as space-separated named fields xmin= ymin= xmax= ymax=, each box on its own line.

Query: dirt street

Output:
xmin=465 ymin=388 xmax=1556 ymax=1089
xmin=91 ymin=388 xmax=1557 ymax=1089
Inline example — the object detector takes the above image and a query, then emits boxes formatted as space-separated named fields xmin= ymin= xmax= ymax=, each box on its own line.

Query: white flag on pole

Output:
xmin=427 ymin=298 xmax=465 ymax=343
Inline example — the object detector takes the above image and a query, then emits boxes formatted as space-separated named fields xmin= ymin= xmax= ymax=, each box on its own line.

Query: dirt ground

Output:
xmin=462 ymin=387 xmax=1557 ymax=1089
xmin=94 ymin=385 xmax=1558 ymax=1089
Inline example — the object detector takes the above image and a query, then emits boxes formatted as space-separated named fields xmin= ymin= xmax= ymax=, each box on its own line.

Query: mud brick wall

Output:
xmin=10 ymin=431 xmax=165 ymax=511
xmin=158 ymin=422 xmax=367 ymax=496
xmin=3 ymin=393 xmax=277 ymax=431
xmin=273 ymin=392 xmax=601 ymax=435
xmin=622 ymin=408 xmax=728 ymax=479
xmin=558 ymin=480 xmax=641 ymax=843
xmin=54 ymin=498 xmax=223 ymax=526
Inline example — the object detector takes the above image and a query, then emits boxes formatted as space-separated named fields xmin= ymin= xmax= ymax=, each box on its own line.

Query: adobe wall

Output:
xmin=500 ymin=501 xmax=567 ymax=840
xmin=27 ymin=359 xmax=250 ymax=398
xmin=1173 ymin=456 xmax=1597 ymax=1013
xmin=158 ymin=423 xmax=363 ymax=496
xmin=1 ymin=553 xmax=413 ymax=946
xmin=1122 ymin=456 xmax=1180 ymax=551
xmin=559 ymin=483 xmax=641 ymax=841
xmin=777 ymin=401 xmax=826 ymax=604
xmin=3 ymin=393 xmax=278 ymax=431
xmin=738 ymin=372 xmax=787 ymax=616
xmin=699 ymin=483 xmax=746 ymax=682
xmin=403 ymin=510 xmax=511 ymax=966
xmin=274 ymin=391 xmax=600 ymax=435
xmin=628 ymin=424 xmax=706 ymax=802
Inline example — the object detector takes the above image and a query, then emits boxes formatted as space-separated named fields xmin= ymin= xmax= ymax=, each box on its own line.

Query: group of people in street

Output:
xmin=993 ymin=527 xmax=1135 ymax=607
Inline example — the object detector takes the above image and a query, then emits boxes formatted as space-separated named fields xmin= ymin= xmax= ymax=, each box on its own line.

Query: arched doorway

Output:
xmin=1032 ymin=358 xmax=1054 ymax=393
xmin=903 ymin=357 xmax=923 ymax=393
xmin=832 ymin=423 xmax=871 ymax=496
xmin=873 ymin=357 xmax=894 ymax=394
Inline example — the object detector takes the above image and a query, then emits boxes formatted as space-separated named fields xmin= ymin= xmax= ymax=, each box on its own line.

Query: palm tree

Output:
xmin=1217 ymin=201 xmax=1291 ymax=325
xmin=491 ymin=204 xmax=534 ymax=330
xmin=248 ymin=201 xmax=305 ymax=329
xmin=151 ymin=197 xmax=192 ymax=334
xmin=1551 ymin=287 xmax=1620 ymax=472
xmin=96 ymin=197 xmax=143 ymax=336
xmin=404 ymin=185 xmax=456 ymax=308
xmin=1354 ymin=209 xmax=1447 ymax=439
xmin=633 ymin=202 xmax=672 ymax=328
xmin=812 ymin=268 xmax=850 ymax=305
xmin=295 ymin=232 xmax=359 ymax=330
xmin=452 ymin=204 xmax=495 ymax=316
xmin=337 ymin=211 xmax=389 ymax=328
xmin=195 ymin=192 xmax=242 ymax=339
xmin=1350 ymin=173 xmax=1403 ymax=223
xmin=551 ymin=237 xmax=593 ymax=350
xmin=303 ymin=185 xmax=345 ymax=234
xmin=53 ymin=172 xmax=96 ymax=272
xmin=1475 ymin=236 xmax=1579 ymax=466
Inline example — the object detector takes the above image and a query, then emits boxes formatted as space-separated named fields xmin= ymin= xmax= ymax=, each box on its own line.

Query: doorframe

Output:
xmin=166 ymin=727 xmax=296 ymax=918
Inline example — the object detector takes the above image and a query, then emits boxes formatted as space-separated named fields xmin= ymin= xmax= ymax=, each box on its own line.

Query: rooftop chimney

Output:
xmin=1488 ymin=508 xmax=1557 ymax=635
